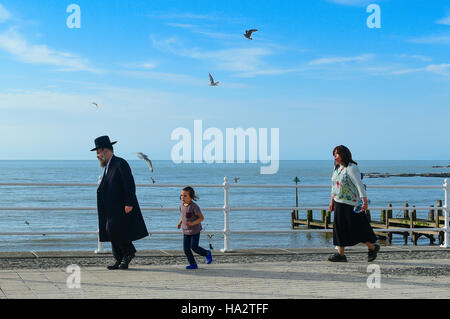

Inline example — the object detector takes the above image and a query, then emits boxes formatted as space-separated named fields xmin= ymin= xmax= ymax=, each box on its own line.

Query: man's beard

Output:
xmin=98 ymin=155 xmax=108 ymax=168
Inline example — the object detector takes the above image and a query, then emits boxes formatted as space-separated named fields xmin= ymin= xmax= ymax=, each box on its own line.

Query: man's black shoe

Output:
xmin=328 ymin=253 xmax=347 ymax=262
xmin=119 ymin=253 xmax=135 ymax=269
xmin=107 ymin=261 xmax=121 ymax=270
xmin=368 ymin=243 xmax=380 ymax=262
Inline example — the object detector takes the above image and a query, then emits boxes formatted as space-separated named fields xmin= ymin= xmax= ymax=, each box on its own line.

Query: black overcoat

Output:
xmin=97 ymin=155 xmax=149 ymax=242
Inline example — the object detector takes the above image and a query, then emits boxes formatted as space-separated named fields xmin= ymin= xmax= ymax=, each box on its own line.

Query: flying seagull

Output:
xmin=137 ymin=152 xmax=154 ymax=173
xmin=244 ymin=29 xmax=258 ymax=40
xmin=92 ymin=102 xmax=99 ymax=109
xmin=234 ymin=177 xmax=240 ymax=183
xmin=25 ymin=221 xmax=30 ymax=225
xmin=209 ymin=73 xmax=219 ymax=86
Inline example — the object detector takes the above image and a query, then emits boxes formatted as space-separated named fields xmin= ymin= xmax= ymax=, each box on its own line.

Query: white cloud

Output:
xmin=409 ymin=34 xmax=450 ymax=45
xmin=237 ymin=67 xmax=306 ymax=78
xmin=308 ymin=54 xmax=374 ymax=65
xmin=121 ymin=61 xmax=158 ymax=70
xmin=118 ymin=70 xmax=206 ymax=86
xmin=397 ymin=54 xmax=432 ymax=62
xmin=0 ymin=3 xmax=11 ymax=23
xmin=154 ymin=12 xmax=215 ymax=20
xmin=150 ymin=12 xmax=243 ymax=23
xmin=151 ymin=35 xmax=274 ymax=74
xmin=327 ymin=0 xmax=374 ymax=7
xmin=436 ymin=13 xmax=450 ymax=25
xmin=424 ymin=64 xmax=450 ymax=75
xmin=166 ymin=23 xmax=198 ymax=29
xmin=392 ymin=63 xmax=450 ymax=76
xmin=166 ymin=22 xmax=238 ymax=40
xmin=0 ymin=29 xmax=98 ymax=72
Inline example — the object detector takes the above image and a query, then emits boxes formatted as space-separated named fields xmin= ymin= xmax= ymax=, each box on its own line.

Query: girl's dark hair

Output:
xmin=333 ymin=145 xmax=357 ymax=169
xmin=182 ymin=186 xmax=199 ymax=201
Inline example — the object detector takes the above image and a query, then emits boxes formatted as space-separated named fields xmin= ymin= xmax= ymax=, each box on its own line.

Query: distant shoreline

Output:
xmin=365 ymin=172 xmax=450 ymax=178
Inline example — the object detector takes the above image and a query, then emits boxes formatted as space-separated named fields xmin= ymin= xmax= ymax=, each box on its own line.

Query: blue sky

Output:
xmin=0 ymin=0 xmax=449 ymax=160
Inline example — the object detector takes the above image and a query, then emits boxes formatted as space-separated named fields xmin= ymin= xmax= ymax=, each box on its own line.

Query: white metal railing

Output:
xmin=0 ymin=177 xmax=448 ymax=252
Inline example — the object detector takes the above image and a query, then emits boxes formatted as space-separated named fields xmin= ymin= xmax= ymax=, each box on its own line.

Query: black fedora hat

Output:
xmin=90 ymin=136 xmax=117 ymax=151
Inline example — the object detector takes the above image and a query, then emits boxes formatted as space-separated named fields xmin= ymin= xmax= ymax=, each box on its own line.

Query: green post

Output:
xmin=293 ymin=176 xmax=300 ymax=219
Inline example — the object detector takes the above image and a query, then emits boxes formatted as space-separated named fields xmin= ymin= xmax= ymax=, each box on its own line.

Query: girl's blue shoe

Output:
xmin=186 ymin=264 xmax=198 ymax=269
xmin=205 ymin=250 xmax=213 ymax=264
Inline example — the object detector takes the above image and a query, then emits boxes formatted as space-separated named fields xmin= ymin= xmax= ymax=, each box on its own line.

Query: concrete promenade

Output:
xmin=0 ymin=246 xmax=449 ymax=299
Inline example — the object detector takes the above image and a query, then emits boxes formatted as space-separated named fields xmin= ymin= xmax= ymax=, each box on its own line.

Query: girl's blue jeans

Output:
xmin=183 ymin=233 xmax=208 ymax=265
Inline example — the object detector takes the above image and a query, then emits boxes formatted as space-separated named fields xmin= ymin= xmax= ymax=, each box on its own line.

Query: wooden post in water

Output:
xmin=403 ymin=203 xmax=410 ymax=244
xmin=306 ymin=210 xmax=312 ymax=228
xmin=325 ymin=211 xmax=331 ymax=229
xmin=404 ymin=203 xmax=409 ymax=219
xmin=437 ymin=200 xmax=443 ymax=225
xmin=387 ymin=203 xmax=392 ymax=244
xmin=293 ymin=176 xmax=300 ymax=221
xmin=411 ymin=205 xmax=417 ymax=245
xmin=429 ymin=205 xmax=435 ymax=221
xmin=291 ymin=210 xmax=295 ymax=229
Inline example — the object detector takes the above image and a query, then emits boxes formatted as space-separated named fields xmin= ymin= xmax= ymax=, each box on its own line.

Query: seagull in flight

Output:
xmin=209 ymin=73 xmax=219 ymax=86
xmin=25 ymin=221 xmax=30 ymax=225
xmin=137 ymin=152 xmax=154 ymax=173
xmin=92 ymin=102 xmax=99 ymax=109
xmin=244 ymin=29 xmax=258 ymax=40
xmin=234 ymin=177 xmax=240 ymax=183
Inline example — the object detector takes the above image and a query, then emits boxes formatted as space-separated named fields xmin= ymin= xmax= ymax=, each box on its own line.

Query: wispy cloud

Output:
xmin=121 ymin=60 xmax=158 ymax=70
xmin=308 ymin=54 xmax=374 ymax=65
xmin=326 ymin=0 xmax=374 ymax=7
xmin=238 ymin=67 xmax=307 ymax=78
xmin=436 ymin=12 xmax=450 ymax=25
xmin=118 ymin=70 xmax=205 ymax=86
xmin=153 ymin=12 xmax=215 ymax=20
xmin=151 ymin=35 xmax=380 ymax=78
xmin=150 ymin=11 xmax=243 ymax=23
xmin=0 ymin=28 xmax=99 ymax=72
xmin=397 ymin=54 xmax=432 ymax=62
xmin=166 ymin=23 xmax=198 ymax=29
xmin=166 ymin=22 xmax=238 ymax=40
xmin=151 ymin=35 xmax=274 ymax=74
xmin=0 ymin=3 xmax=11 ymax=23
xmin=392 ymin=63 xmax=450 ymax=76
xmin=409 ymin=34 xmax=450 ymax=45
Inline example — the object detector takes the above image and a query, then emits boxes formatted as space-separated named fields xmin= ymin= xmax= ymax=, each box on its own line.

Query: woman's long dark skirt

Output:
xmin=333 ymin=200 xmax=377 ymax=247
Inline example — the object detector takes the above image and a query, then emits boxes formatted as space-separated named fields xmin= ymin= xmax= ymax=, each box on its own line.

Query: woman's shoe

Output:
xmin=107 ymin=261 xmax=121 ymax=270
xmin=368 ymin=244 xmax=380 ymax=262
xmin=328 ymin=253 xmax=347 ymax=262
xmin=186 ymin=264 xmax=198 ymax=269
xmin=205 ymin=251 xmax=213 ymax=264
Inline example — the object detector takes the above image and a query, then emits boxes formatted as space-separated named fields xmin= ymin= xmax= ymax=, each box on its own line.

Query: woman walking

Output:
xmin=328 ymin=145 xmax=380 ymax=262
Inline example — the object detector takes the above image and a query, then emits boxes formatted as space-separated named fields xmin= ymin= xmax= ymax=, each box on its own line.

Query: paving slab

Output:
xmin=0 ymin=258 xmax=448 ymax=299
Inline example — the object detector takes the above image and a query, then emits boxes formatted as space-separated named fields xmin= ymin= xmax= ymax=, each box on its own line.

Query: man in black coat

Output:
xmin=91 ymin=136 xmax=149 ymax=270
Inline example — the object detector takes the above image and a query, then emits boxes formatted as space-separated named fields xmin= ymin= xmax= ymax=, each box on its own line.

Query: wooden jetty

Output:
xmin=291 ymin=200 xmax=446 ymax=245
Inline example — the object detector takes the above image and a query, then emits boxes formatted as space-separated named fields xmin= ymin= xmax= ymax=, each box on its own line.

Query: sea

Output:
xmin=0 ymin=160 xmax=448 ymax=252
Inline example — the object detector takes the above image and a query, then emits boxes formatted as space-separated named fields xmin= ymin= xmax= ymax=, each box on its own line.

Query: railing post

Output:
xmin=221 ymin=177 xmax=232 ymax=252
xmin=441 ymin=179 xmax=449 ymax=248
xmin=94 ymin=230 xmax=107 ymax=254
